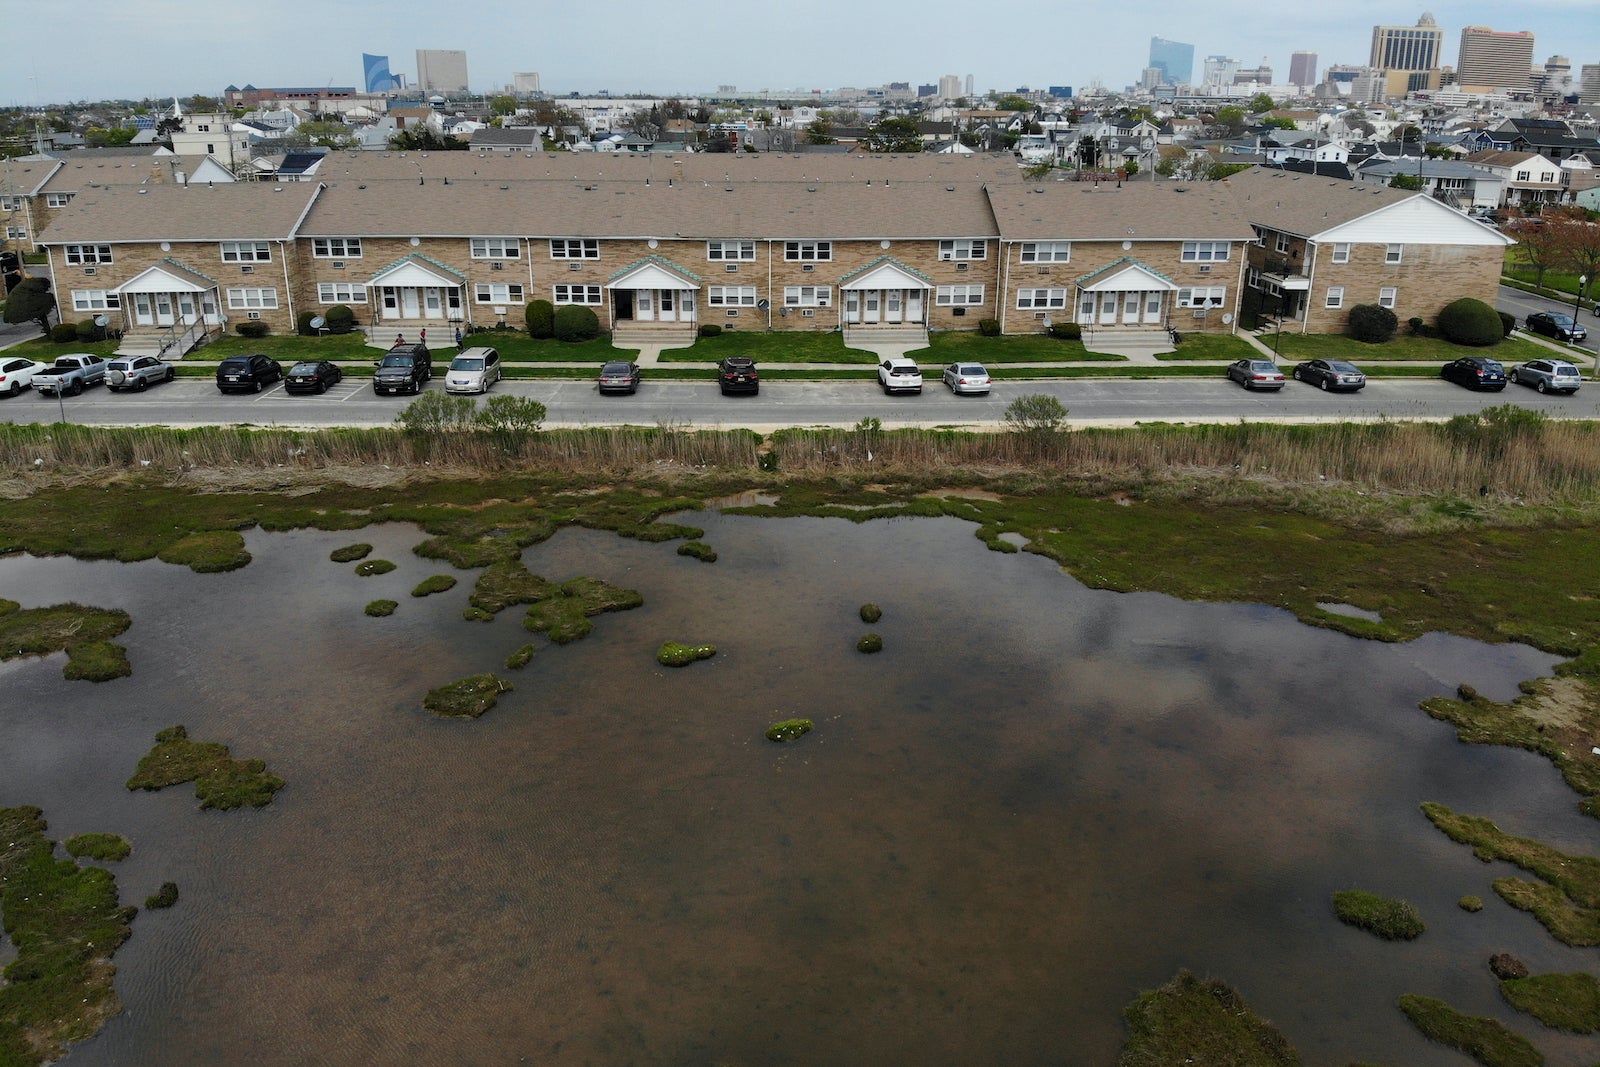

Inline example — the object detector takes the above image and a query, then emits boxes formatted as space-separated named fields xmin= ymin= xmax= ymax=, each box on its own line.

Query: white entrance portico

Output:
xmin=1072 ymin=257 xmax=1176 ymax=329
xmin=366 ymin=253 xmax=466 ymax=327
xmin=607 ymin=255 xmax=700 ymax=339
xmin=111 ymin=259 xmax=222 ymax=356
xmin=840 ymin=257 xmax=931 ymax=338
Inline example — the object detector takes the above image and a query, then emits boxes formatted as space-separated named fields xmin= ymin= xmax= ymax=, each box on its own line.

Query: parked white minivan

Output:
xmin=444 ymin=347 xmax=502 ymax=395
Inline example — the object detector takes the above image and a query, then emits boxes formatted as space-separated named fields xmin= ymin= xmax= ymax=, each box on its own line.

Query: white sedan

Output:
xmin=942 ymin=362 xmax=992 ymax=396
xmin=0 ymin=356 xmax=48 ymax=397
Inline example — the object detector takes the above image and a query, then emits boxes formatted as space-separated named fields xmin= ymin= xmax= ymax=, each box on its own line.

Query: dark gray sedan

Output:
xmin=1292 ymin=358 xmax=1366 ymax=392
xmin=598 ymin=361 xmax=642 ymax=395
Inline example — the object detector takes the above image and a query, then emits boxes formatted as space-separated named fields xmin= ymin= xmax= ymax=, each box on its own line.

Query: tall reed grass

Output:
xmin=4 ymin=409 xmax=1599 ymax=506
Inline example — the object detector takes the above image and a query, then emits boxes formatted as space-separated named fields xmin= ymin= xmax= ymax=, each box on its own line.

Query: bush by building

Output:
xmin=1347 ymin=304 xmax=1399 ymax=344
xmin=1437 ymin=298 xmax=1502 ymax=347
xmin=525 ymin=299 xmax=555 ymax=339
xmin=553 ymin=304 xmax=600 ymax=342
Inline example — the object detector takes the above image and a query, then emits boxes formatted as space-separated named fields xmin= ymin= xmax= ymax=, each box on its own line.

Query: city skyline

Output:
xmin=2 ymin=0 xmax=1597 ymax=104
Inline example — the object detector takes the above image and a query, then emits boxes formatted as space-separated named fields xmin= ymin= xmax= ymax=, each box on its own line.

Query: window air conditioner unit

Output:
xmin=952 ymin=306 xmax=966 ymax=317
xmin=940 ymin=252 xmax=953 ymax=260
xmin=240 ymin=264 xmax=255 ymax=274
xmin=956 ymin=262 xmax=969 ymax=272
xmin=725 ymin=264 xmax=738 ymax=273
xmin=1034 ymin=312 xmax=1046 ymax=321
xmin=332 ymin=261 xmax=345 ymax=269
xmin=1198 ymin=264 xmax=1212 ymax=273
xmin=726 ymin=310 xmax=738 ymax=317
xmin=568 ymin=263 xmax=582 ymax=271
xmin=1037 ymin=266 xmax=1050 ymax=274
xmin=82 ymin=266 xmax=96 ymax=275
xmin=801 ymin=309 xmax=814 ymax=317
xmin=247 ymin=311 xmax=261 ymax=320
xmin=491 ymin=261 xmax=504 ymax=271
xmin=801 ymin=263 xmax=814 ymax=272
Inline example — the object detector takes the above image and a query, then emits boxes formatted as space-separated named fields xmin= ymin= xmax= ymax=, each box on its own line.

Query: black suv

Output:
xmin=215 ymin=353 xmax=284 ymax=394
xmin=373 ymin=343 xmax=433 ymax=395
xmin=717 ymin=356 xmax=760 ymax=396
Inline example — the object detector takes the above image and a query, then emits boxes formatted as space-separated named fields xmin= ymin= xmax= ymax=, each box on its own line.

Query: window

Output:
xmin=475 ymin=283 xmax=525 ymax=304
xmin=0 ymin=195 xmax=19 ymax=210
xmin=4 ymin=226 xmax=23 ymax=240
xmin=1384 ymin=243 xmax=1403 ymax=264
xmin=707 ymin=241 xmax=755 ymax=261
xmin=1180 ymin=241 xmax=1230 ymax=262
xmin=1325 ymin=286 xmax=1344 ymax=309
xmin=1019 ymin=241 xmax=1070 ymax=263
xmin=783 ymin=285 xmax=831 ymax=307
xmin=71 ymin=290 xmax=120 ymax=312
xmin=220 ymin=241 xmax=271 ymax=263
xmin=45 ymin=192 xmax=73 ymax=207
xmin=935 ymin=285 xmax=985 ymax=306
xmin=312 ymin=237 xmax=363 ymax=258
xmin=64 ymin=244 xmax=112 ymax=265
xmin=1175 ymin=287 xmax=1227 ymax=308
xmin=1378 ymin=286 xmax=1397 ymax=308
xmin=226 ymin=287 xmax=279 ymax=310
xmin=553 ymin=284 xmax=602 ymax=304
xmin=1516 ymin=169 xmax=1530 ymax=181
xmin=550 ymin=239 xmax=599 ymax=259
xmin=1331 ymin=243 xmax=1350 ymax=264
xmin=1246 ymin=267 xmax=1261 ymax=289
xmin=1275 ymin=232 xmax=1290 ymax=254
xmin=1016 ymin=288 xmax=1067 ymax=309
xmin=939 ymin=239 xmax=988 ymax=261
xmin=708 ymin=286 xmax=757 ymax=306
xmin=317 ymin=282 xmax=368 ymax=304
xmin=784 ymin=240 xmax=831 ymax=262
xmin=471 ymin=237 xmax=521 ymax=259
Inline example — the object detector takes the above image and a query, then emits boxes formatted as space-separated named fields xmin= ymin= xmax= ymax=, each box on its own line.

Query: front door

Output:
xmin=864 ymin=290 xmax=881 ymax=324
xmin=615 ymin=290 xmax=635 ymax=320
xmin=1122 ymin=291 xmax=1140 ymax=325
xmin=886 ymin=290 xmax=903 ymax=324
xmin=381 ymin=287 xmax=399 ymax=320
xmin=660 ymin=290 xmax=675 ymax=322
xmin=154 ymin=293 xmax=175 ymax=327
xmin=400 ymin=288 xmax=420 ymax=318
xmin=1144 ymin=292 xmax=1163 ymax=324
xmin=906 ymin=290 xmax=923 ymax=321
xmin=845 ymin=291 xmax=860 ymax=323
xmin=637 ymin=291 xmax=654 ymax=321
xmin=679 ymin=290 xmax=695 ymax=322
xmin=1098 ymin=293 xmax=1117 ymax=326
xmin=177 ymin=294 xmax=198 ymax=325
xmin=423 ymin=287 xmax=443 ymax=320
xmin=132 ymin=294 xmax=154 ymax=326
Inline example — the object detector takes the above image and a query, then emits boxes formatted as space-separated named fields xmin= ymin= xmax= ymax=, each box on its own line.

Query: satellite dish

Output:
xmin=1221 ymin=313 xmax=1234 ymax=324
xmin=93 ymin=315 xmax=109 ymax=327
xmin=309 ymin=316 xmax=326 ymax=329
xmin=756 ymin=299 xmax=770 ymax=311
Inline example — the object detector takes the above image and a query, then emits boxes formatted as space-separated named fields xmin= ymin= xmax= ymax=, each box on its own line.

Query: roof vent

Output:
xmin=946 ymin=184 xmax=955 ymax=191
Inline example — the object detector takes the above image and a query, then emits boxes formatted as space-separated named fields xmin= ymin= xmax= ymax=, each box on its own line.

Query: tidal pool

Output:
xmin=2 ymin=510 xmax=1598 ymax=1066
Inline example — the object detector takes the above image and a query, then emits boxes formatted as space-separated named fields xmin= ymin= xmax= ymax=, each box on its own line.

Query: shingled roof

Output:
xmin=985 ymin=181 xmax=1254 ymax=242
xmin=1222 ymin=167 xmax=1412 ymax=237
xmin=35 ymin=182 xmax=322 ymax=243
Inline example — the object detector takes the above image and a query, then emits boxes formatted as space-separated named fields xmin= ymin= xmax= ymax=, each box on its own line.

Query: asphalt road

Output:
xmin=4 ymin=375 xmax=1596 ymax=430
xmin=1499 ymin=282 xmax=1598 ymax=355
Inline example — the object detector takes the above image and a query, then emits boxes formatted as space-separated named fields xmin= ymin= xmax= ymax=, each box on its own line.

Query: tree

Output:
xmin=864 ymin=117 xmax=924 ymax=153
xmin=1388 ymin=173 xmax=1423 ymax=191
xmin=474 ymin=394 xmax=547 ymax=437
xmin=1209 ymin=106 xmax=1247 ymax=137
xmin=2 ymin=277 xmax=55 ymax=335
xmin=1547 ymin=210 xmax=1600 ymax=303
xmin=1248 ymin=93 xmax=1275 ymax=114
xmin=1261 ymin=116 xmax=1297 ymax=130
xmin=388 ymin=128 xmax=467 ymax=151
xmin=995 ymin=95 xmax=1031 ymax=111
xmin=706 ymin=129 xmax=734 ymax=153
xmin=804 ymin=118 xmax=836 ymax=145
xmin=294 ymin=121 xmax=356 ymax=149
xmin=490 ymin=95 xmax=518 ymax=117
xmin=1509 ymin=217 xmax=1566 ymax=290
xmin=1003 ymin=394 xmax=1069 ymax=441
xmin=184 ymin=95 xmax=220 ymax=113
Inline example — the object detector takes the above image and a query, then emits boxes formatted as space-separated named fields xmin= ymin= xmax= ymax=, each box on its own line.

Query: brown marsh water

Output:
xmin=2 ymin=510 xmax=1598 ymax=1066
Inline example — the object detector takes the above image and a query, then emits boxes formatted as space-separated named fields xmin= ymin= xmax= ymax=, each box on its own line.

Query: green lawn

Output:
xmin=658 ymin=331 xmax=875 ymax=364
xmin=1265 ymin=331 xmax=1551 ymax=363
xmin=909 ymin=331 xmax=1126 ymax=363
xmin=1153 ymin=333 xmax=1261 ymax=361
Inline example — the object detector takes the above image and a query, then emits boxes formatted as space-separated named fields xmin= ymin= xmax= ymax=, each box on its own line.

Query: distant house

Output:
xmin=1354 ymin=158 xmax=1505 ymax=211
xmin=1462 ymin=150 xmax=1564 ymax=207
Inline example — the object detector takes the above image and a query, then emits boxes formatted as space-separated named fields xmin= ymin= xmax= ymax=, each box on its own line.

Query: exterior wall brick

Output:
xmin=999 ymin=239 xmax=1247 ymax=334
xmin=1263 ymin=240 xmax=1506 ymax=334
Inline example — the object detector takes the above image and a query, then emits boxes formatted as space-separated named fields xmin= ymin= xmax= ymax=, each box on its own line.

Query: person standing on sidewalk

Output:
xmin=455 ymin=326 xmax=464 ymax=352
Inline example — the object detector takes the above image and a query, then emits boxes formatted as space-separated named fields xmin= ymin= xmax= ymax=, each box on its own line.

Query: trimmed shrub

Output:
xmin=325 ymin=304 xmax=356 ymax=333
xmin=76 ymin=318 xmax=101 ymax=342
xmin=1047 ymin=321 xmax=1082 ymax=340
xmin=698 ymin=323 xmax=723 ymax=338
xmin=297 ymin=311 xmax=317 ymax=336
xmin=1437 ymin=297 xmax=1502 ymax=347
xmin=525 ymin=299 xmax=555 ymax=339
xmin=977 ymin=317 xmax=1002 ymax=337
xmin=50 ymin=322 xmax=78 ymax=343
xmin=1347 ymin=303 xmax=1399 ymax=344
xmin=234 ymin=320 xmax=269 ymax=338
xmin=1409 ymin=316 xmax=1426 ymax=335
xmin=554 ymin=304 xmax=601 ymax=342
xmin=1497 ymin=310 xmax=1516 ymax=338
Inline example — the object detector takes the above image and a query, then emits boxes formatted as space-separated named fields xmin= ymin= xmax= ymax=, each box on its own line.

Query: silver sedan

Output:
xmin=941 ymin=362 xmax=992 ymax=396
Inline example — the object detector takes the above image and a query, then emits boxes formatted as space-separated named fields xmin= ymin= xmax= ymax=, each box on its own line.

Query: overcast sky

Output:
xmin=2 ymin=0 xmax=1595 ymax=104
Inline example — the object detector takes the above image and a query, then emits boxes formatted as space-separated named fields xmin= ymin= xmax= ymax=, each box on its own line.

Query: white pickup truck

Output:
xmin=32 ymin=353 xmax=108 ymax=396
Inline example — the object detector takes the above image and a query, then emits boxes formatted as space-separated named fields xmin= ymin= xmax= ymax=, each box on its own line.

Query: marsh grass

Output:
xmin=423 ymin=674 xmax=511 ymax=718
xmin=857 ymin=633 xmax=884 ymax=653
xmin=676 ymin=541 xmax=717 ymax=562
xmin=1397 ymin=994 xmax=1542 ymax=1067
xmin=411 ymin=574 xmax=457 ymax=597
xmin=505 ymin=644 xmax=537 ymax=670
xmin=1461 ymin=896 xmax=1485 ymax=912
xmin=657 ymin=641 xmax=716 ymax=667
xmin=1422 ymin=802 xmax=1600 ymax=946
xmin=63 ymin=833 xmax=131 ymax=863
xmin=126 ymin=725 xmax=284 ymax=810
xmin=0 ymin=602 xmax=132 ymax=682
xmin=155 ymin=530 xmax=251 ymax=572
xmin=1333 ymin=890 xmax=1425 ymax=940
xmin=355 ymin=559 xmax=396 ymax=576
xmin=364 ymin=599 xmax=397 ymax=617
xmin=0 ymin=806 xmax=136 ymax=1067
xmin=145 ymin=882 xmax=179 ymax=910
xmin=1499 ymin=972 xmax=1600 ymax=1032
xmin=1117 ymin=970 xmax=1300 ymax=1067
xmin=523 ymin=577 xmax=644 ymax=644
xmin=330 ymin=543 xmax=372 ymax=563
xmin=859 ymin=603 xmax=882 ymax=623
xmin=765 ymin=719 xmax=813 ymax=743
